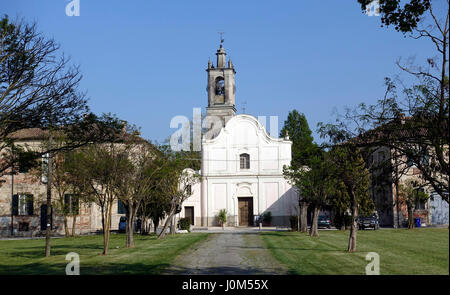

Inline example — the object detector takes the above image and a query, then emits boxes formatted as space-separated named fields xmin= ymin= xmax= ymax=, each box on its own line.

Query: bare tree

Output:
xmin=0 ymin=16 xmax=91 ymax=175
xmin=116 ymin=140 xmax=164 ymax=248
xmin=157 ymin=155 xmax=198 ymax=240
xmin=320 ymin=1 xmax=449 ymax=202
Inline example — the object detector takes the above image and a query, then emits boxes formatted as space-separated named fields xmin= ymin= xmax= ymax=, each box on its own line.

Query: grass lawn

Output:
xmin=0 ymin=233 xmax=208 ymax=275
xmin=261 ymin=228 xmax=449 ymax=275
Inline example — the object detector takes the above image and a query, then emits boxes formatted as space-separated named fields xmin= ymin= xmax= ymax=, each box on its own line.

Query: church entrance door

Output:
xmin=184 ymin=207 xmax=194 ymax=225
xmin=238 ymin=197 xmax=253 ymax=226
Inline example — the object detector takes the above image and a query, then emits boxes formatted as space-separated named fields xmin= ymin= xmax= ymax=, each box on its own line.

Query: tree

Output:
xmin=30 ymin=136 xmax=81 ymax=237
xmin=398 ymin=178 xmax=430 ymax=228
xmin=328 ymin=146 xmax=374 ymax=252
xmin=217 ymin=209 xmax=227 ymax=228
xmin=115 ymin=139 xmax=162 ymax=247
xmin=284 ymin=154 xmax=336 ymax=237
xmin=0 ymin=16 xmax=91 ymax=176
xmin=280 ymin=110 xmax=318 ymax=169
xmin=156 ymin=148 xmax=198 ymax=239
xmin=328 ymin=181 xmax=352 ymax=230
xmin=0 ymin=16 xmax=126 ymax=257
xmin=337 ymin=0 xmax=449 ymax=202
xmin=357 ymin=0 xmax=432 ymax=33
xmin=72 ymin=141 xmax=132 ymax=255
xmin=138 ymin=190 xmax=170 ymax=234
xmin=281 ymin=110 xmax=319 ymax=233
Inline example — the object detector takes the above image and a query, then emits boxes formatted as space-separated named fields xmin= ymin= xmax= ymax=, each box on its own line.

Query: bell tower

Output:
xmin=206 ymin=40 xmax=236 ymax=126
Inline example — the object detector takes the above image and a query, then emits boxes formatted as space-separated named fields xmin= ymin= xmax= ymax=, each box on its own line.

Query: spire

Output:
xmin=228 ymin=59 xmax=234 ymax=69
xmin=216 ymin=42 xmax=226 ymax=68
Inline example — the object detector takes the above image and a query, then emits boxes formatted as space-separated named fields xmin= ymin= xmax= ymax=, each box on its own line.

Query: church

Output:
xmin=180 ymin=43 xmax=299 ymax=227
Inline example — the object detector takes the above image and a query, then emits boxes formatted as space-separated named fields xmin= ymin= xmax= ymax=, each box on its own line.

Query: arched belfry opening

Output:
xmin=214 ymin=76 xmax=225 ymax=103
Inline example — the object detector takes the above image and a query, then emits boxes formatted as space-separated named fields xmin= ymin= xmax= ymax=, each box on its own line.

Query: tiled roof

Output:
xmin=7 ymin=128 xmax=48 ymax=140
xmin=6 ymin=127 xmax=147 ymax=144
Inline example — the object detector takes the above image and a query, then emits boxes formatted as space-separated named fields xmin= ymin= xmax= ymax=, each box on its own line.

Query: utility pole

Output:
xmin=10 ymin=144 xmax=15 ymax=236
xmin=45 ymin=108 xmax=53 ymax=257
xmin=45 ymin=148 xmax=52 ymax=257
xmin=10 ymin=165 xmax=14 ymax=236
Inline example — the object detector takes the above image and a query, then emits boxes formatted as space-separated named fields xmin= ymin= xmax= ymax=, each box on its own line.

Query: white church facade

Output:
xmin=180 ymin=43 xmax=298 ymax=227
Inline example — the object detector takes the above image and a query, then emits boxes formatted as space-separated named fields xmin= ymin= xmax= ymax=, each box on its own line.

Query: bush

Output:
xmin=262 ymin=211 xmax=272 ymax=225
xmin=290 ymin=215 xmax=299 ymax=231
xmin=217 ymin=209 xmax=227 ymax=226
xmin=178 ymin=217 xmax=191 ymax=232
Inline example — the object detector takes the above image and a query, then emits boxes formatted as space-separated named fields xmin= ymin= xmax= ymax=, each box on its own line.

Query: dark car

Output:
xmin=118 ymin=216 xmax=126 ymax=233
xmin=318 ymin=215 xmax=332 ymax=229
xmin=358 ymin=213 xmax=380 ymax=230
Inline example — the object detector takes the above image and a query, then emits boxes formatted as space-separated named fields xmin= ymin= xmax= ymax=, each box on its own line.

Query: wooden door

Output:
xmin=184 ymin=206 xmax=194 ymax=225
xmin=238 ymin=198 xmax=253 ymax=226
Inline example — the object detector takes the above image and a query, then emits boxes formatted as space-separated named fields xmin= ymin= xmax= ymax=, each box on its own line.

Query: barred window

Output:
xmin=240 ymin=153 xmax=250 ymax=170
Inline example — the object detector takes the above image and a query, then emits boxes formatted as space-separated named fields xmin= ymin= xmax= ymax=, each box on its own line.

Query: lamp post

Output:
xmin=10 ymin=167 xmax=14 ymax=236
xmin=10 ymin=145 xmax=15 ymax=237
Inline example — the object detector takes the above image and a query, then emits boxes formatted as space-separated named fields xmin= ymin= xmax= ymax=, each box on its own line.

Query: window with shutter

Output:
xmin=18 ymin=195 xmax=26 ymax=215
xmin=26 ymin=195 xmax=34 ymax=215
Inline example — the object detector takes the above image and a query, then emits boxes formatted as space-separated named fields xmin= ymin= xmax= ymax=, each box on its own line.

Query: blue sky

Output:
xmin=1 ymin=0 xmax=436 ymax=144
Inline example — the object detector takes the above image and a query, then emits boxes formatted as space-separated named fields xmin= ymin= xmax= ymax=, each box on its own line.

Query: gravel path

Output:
xmin=164 ymin=232 xmax=287 ymax=275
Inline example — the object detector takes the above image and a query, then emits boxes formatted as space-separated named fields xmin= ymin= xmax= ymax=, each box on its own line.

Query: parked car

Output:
xmin=358 ymin=213 xmax=380 ymax=230
xmin=318 ymin=215 xmax=332 ymax=229
xmin=118 ymin=216 xmax=126 ymax=233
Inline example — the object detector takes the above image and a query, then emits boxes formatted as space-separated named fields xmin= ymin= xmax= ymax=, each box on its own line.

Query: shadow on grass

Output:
xmin=1 ymin=244 xmax=105 ymax=259
xmin=0 ymin=261 xmax=171 ymax=275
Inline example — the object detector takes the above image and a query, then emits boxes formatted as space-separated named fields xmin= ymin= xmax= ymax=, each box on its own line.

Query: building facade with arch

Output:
xmin=179 ymin=44 xmax=298 ymax=227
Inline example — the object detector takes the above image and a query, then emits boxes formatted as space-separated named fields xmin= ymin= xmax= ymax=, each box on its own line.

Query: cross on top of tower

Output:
xmin=218 ymin=32 xmax=225 ymax=46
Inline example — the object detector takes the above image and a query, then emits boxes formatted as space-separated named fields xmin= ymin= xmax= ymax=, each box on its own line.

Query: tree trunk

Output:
xmin=170 ymin=215 xmax=176 ymax=235
xmin=300 ymin=202 xmax=309 ymax=233
xmin=158 ymin=208 xmax=175 ymax=239
xmin=141 ymin=217 xmax=147 ymax=235
xmin=153 ymin=218 xmax=159 ymax=234
xmin=347 ymin=191 xmax=358 ymax=252
xmin=71 ymin=214 xmax=77 ymax=237
xmin=64 ymin=215 xmax=69 ymax=237
xmin=407 ymin=202 xmax=414 ymax=229
xmin=309 ymin=206 xmax=319 ymax=237
xmin=102 ymin=200 xmax=113 ymax=255
xmin=125 ymin=202 xmax=135 ymax=248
